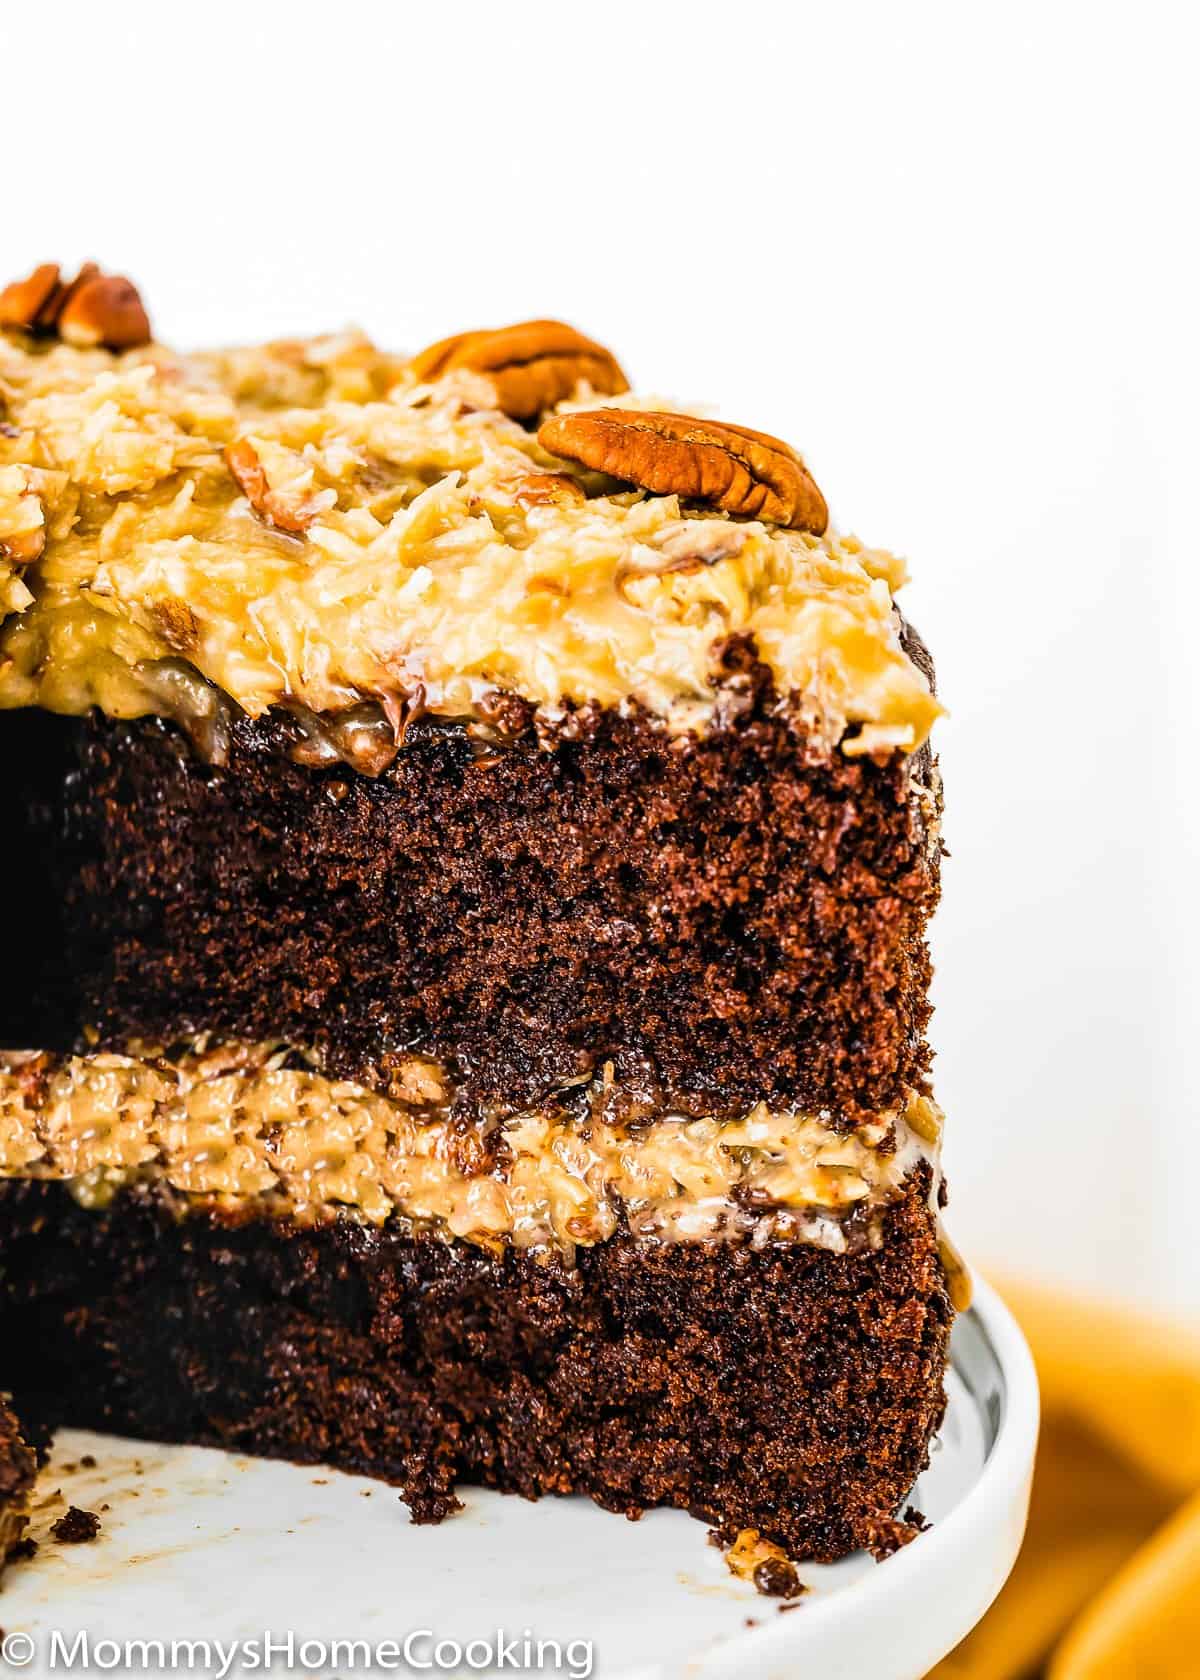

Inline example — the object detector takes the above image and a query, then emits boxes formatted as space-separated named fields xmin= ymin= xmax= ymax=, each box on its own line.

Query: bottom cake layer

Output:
xmin=0 ymin=1173 xmax=951 ymax=1563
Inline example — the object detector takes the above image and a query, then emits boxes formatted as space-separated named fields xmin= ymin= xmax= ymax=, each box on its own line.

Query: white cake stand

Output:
xmin=1 ymin=1278 xmax=1037 ymax=1680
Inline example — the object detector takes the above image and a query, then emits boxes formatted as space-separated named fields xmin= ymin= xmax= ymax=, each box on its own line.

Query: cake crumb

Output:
xmin=80 ymin=1454 xmax=97 ymax=1469
xmin=50 ymin=1506 xmax=101 ymax=1544
xmin=716 ymin=1527 xmax=805 ymax=1600
xmin=4 ymin=1537 xmax=37 ymax=1563
xmin=863 ymin=1506 xmax=930 ymax=1561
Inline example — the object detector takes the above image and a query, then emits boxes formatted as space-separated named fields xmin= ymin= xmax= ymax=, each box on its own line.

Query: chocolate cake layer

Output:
xmin=4 ymin=707 xmax=79 ymax=1051
xmin=0 ymin=1397 xmax=36 ymax=1573
xmin=0 ymin=1171 xmax=951 ymax=1561
xmin=20 ymin=646 xmax=941 ymax=1122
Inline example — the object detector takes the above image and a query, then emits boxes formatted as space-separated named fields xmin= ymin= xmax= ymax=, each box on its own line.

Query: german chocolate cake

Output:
xmin=0 ymin=263 xmax=961 ymax=1581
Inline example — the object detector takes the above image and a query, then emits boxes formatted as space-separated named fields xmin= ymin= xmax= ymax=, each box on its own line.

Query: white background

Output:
xmin=4 ymin=1 xmax=1196 ymax=1310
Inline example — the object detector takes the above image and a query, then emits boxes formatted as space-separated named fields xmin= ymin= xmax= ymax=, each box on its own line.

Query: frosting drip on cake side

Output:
xmin=0 ymin=1039 xmax=943 ymax=1261
xmin=0 ymin=319 xmax=941 ymax=759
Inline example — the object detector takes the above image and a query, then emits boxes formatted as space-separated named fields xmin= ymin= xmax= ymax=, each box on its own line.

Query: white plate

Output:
xmin=1 ymin=1278 xmax=1037 ymax=1680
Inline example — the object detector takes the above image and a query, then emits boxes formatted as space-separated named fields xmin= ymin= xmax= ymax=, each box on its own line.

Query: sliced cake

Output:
xmin=0 ymin=265 xmax=961 ymax=1569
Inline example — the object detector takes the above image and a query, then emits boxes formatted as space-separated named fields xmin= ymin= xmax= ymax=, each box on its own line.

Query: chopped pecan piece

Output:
xmin=538 ymin=409 xmax=828 ymax=534
xmin=510 ymin=471 xmax=586 ymax=509
xmin=0 ymin=263 xmax=150 ymax=350
xmin=617 ymin=520 xmax=748 ymax=597
xmin=225 ymin=438 xmax=332 ymax=535
xmin=150 ymin=598 xmax=200 ymax=655
xmin=0 ymin=529 xmax=44 ymax=565
xmin=408 ymin=319 xmax=628 ymax=420
xmin=0 ymin=526 xmax=44 ymax=566
xmin=0 ymin=466 xmax=46 ymax=565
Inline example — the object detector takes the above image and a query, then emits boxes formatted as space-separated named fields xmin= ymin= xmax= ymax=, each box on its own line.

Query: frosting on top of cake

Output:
xmin=0 ymin=293 xmax=942 ymax=757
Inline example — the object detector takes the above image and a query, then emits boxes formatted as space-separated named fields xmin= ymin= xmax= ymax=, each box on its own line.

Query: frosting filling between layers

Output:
xmin=0 ymin=1039 xmax=942 ymax=1261
xmin=0 ymin=332 xmax=941 ymax=758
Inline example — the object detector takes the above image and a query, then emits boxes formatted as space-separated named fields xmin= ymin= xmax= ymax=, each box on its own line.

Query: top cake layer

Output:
xmin=0 ymin=267 xmax=940 ymax=759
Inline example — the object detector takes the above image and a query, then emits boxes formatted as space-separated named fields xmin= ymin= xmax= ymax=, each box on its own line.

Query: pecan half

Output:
xmin=538 ymin=409 xmax=828 ymax=534
xmin=225 ymin=438 xmax=331 ymax=535
xmin=408 ymin=319 xmax=628 ymax=420
xmin=0 ymin=263 xmax=65 ymax=332
xmin=59 ymin=272 xmax=151 ymax=350
xmin=42 ymin=264 xmax=101 ymax=330
xmin=0 ymin=263 xmax=150 ymax=350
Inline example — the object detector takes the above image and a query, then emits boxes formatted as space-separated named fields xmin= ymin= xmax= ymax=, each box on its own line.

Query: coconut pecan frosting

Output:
xmin=0 ymin=263 xmax=940 ymax=758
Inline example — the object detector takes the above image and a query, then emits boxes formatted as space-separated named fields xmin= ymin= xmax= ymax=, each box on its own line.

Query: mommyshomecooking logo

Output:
xmin=4 ymin=1627 xmax=595 ymax=1677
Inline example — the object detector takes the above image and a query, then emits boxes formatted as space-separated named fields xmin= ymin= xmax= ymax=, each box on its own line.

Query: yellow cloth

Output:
xmin=930 ymin=1283 xmax=1200 ymax=1679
